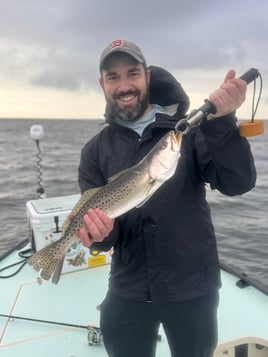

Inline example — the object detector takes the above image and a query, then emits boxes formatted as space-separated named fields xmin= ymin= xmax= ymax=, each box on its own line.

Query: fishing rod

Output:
xmin=175 ymin=68 xmax=263 ymax=137
xmin=0 ymin=313 xmax=102 ymax=345
xmin=0 ymin=312 xmax=162 ymax=344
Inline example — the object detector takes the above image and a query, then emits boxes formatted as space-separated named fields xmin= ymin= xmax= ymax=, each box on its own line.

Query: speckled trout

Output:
xmin=28 ymin=131 xmax=182 ymax=284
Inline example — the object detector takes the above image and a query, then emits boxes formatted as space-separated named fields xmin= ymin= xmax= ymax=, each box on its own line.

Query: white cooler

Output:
xmin=26 ymin=194 xmax=112 ymax=274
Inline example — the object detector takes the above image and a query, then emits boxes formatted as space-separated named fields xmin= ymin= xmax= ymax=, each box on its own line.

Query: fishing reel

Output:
xmin=175 ymin=68 xmax=264 ymax=137
xmin=87 ymin=326 xmax=103 ymax=346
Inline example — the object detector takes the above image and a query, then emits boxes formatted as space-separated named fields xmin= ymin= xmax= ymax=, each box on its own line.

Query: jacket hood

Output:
xmin=149 ymin=65 xmax=190 ymax=117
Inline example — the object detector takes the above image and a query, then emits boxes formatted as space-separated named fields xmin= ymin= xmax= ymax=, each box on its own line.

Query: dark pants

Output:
xmin=100 ymin=290 xmax=219 ymax=357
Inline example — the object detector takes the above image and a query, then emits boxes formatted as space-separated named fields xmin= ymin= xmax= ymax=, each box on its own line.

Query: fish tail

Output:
xmin=51 ymin=256 xmax=65 ymax=284
xmin=27 ymin=237 xmax=67 ymax=284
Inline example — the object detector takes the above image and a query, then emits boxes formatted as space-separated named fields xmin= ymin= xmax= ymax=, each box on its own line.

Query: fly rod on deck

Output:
xmin=0 ymin=313 xmax=162 ymax=344
xmin=0 ymin=313 xmax=102 ymax=345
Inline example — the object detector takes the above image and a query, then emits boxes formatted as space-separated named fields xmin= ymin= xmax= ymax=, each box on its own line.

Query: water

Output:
xmin=0 ymin=118 xmax=103 ymax=256
xmin=1 ymin=118 xmax=268 ymax=288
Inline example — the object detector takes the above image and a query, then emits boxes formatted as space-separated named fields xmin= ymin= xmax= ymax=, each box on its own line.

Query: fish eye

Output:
xmin=161 ymin=141 xmax=168 ymax=149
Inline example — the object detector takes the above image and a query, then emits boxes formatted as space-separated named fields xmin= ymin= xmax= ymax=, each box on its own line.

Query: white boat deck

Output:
xmin=1 ymin=245 xmax=268 ymax=357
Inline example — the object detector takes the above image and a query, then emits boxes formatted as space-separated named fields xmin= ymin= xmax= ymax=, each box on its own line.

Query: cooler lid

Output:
xmin=26 ymin=194 xmax=80 ymax=214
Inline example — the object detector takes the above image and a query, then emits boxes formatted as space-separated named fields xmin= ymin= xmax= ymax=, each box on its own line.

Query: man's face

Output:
xmin=99 ymin=53 xmax=151 ymax=122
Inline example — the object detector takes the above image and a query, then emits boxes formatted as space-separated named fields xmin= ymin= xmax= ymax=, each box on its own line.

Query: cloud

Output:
xmin=0 ymin=0 xmax=267 ymax=118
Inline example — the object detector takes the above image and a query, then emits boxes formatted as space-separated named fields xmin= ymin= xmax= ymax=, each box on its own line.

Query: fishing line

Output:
xmin=250 ymin=72 xmax=263 ymax=122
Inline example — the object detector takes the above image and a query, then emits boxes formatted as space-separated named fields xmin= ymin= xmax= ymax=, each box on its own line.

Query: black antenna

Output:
xmin=30 ymin=125 xmax=46 ymax=198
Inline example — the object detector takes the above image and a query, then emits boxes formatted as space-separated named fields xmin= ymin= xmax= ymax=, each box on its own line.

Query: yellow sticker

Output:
xmin=90 ymin=249 xmax=100 ymax=256
xmin=88 ymin=255 xmax=106 ymax=268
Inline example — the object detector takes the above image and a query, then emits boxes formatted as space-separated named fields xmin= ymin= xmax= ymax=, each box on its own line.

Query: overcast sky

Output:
xmin=0 ymin=0 xmax=267 ymax=119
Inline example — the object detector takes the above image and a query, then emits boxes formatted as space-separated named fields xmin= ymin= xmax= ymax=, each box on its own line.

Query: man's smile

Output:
xmin=115 ymin=91 xmax=139 ymax=106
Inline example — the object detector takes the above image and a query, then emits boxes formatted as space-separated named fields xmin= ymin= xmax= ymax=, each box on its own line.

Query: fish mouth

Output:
xmin=174 ymin=131 xmax=182 ymax=142
xmin=167 ymin=130 xmax=182 ymax=152
xmin=172 ymin=131 xmax=182 ymax=148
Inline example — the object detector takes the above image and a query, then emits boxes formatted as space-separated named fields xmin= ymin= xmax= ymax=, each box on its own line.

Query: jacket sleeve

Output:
xmin=78 ymin=135 xmax=105 ymax=192
xmin=78 ymin=136 xmax=120 ymax=251
xmin=195 ymin=114 xmax=256 ymax=196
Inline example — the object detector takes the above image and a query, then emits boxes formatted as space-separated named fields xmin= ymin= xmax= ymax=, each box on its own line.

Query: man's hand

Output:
xmin=207 ymin=70 xmax=247 ymax=120
xmin=78 ymin=208 xmax=114 ymax=248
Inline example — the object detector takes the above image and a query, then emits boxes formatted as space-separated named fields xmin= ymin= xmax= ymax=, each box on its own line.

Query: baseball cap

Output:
xmin=99 ymin=39 xmax=146 ymax=70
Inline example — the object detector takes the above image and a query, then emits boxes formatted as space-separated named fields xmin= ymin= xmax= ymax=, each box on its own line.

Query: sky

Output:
xmin=0 ymin=0 xmax=267 ymax=120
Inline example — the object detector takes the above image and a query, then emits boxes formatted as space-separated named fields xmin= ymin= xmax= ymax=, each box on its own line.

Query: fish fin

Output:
xmin=135 ymin=196 xmax=152 ymax=208
xmin=135 ymin=183 xmax=159 ymax=208
xmin=28 ymin=239 xmax=66 ymax=284
xmin=61 ymin=187 xmax=102 ymax=235
xmin=74 ymin=188 xmax=101 ymax=210
xmin=61 ymin=216 xmax=72 ymax=236
xmin=52 ymin=256 xmax=65 ymax=284
xmin=107 ymin=169 xmax=129 ymax=183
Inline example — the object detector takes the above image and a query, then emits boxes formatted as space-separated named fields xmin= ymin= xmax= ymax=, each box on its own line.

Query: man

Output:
xmin=78 ymin=39 xmax=256 ymax=357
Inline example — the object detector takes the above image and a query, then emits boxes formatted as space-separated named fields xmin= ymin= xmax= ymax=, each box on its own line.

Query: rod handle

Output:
xmin=239 ymin=68 xmax=259 ymax=84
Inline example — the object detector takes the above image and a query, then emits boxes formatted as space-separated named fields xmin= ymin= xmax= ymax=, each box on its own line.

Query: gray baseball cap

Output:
xmin=99 ymin=39 xmax=146 ymax=70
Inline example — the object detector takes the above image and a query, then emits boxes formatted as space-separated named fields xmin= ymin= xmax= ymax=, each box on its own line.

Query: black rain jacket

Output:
xmin=78 ymin=66 xmax=256 ymax=303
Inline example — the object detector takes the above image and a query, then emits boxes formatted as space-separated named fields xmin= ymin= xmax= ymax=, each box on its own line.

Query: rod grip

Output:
xmin=239 ymin=68 xmax=259 ymax=84
xmin=198 ymin=99 xmax=217 ymax=115
xmin=200 ymin=68 xmax=260 ymax=116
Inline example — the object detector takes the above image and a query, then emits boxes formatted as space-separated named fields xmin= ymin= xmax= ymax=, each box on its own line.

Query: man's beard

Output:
xmin=105 ymin=89 xmax=150 ymax=122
